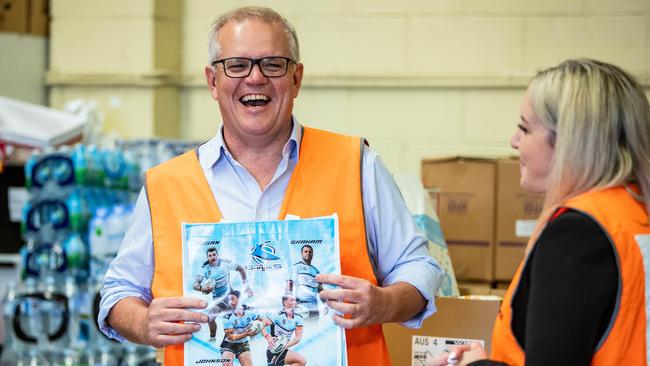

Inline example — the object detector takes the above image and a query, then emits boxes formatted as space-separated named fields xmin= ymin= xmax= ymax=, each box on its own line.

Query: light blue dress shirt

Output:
xmin=99 ymin=120 xmax=442 ymax=341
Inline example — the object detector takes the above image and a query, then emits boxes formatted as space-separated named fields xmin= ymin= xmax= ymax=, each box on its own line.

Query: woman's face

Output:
xmin=510 ymin=90 xmax=555 ymax=193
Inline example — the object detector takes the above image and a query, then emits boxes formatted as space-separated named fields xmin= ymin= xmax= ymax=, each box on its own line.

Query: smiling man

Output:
xmin=99 ymin=6 xmax=441 ymax=366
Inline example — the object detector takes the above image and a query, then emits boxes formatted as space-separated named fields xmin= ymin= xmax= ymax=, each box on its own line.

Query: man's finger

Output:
xmin=156 ymin=297 xmax=208 ymax=309
xmin=316 ymin=274 xmax=359 ymax=288
xmin=325 ymin=300 xmax=356 ymax=315
xmin=331 ymin=314 xmax=357 ymax=329
xmin=153 ymin=333 xmax=194 ymax=347
xmin=156 ymin=321 xmax=202 ymax=336
xmin=159 ymin=308 xmax=209 ymax=323
xmin=320 ymin=288 xmax=361 ymax=303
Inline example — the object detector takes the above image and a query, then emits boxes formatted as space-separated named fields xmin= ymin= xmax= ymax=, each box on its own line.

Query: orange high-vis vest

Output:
xmin=491 ymin=186 xmax=650 ymax=365
xmin=146 ymin=127 xmax=392 ymax=366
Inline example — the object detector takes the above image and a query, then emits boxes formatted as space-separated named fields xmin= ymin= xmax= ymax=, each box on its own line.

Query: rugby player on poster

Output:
xmin=192 ymin=246 xmax=253 ymax=340
xmin=293 ymin=245 xmax=326 ymax=317
xmin=262 ymin=293 xmax=306 ymax=366
xmin=220 ymin=290 xmax=270 ymax=366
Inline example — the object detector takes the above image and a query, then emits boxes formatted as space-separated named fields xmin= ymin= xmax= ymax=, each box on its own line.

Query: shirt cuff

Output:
xmin=382 ymin=262 xmax=442 ymax=328
xmin=98 ymin=281 xmax=152 ymax=342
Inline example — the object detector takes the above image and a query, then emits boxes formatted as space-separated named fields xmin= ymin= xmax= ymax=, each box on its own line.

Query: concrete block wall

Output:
xmin=48 ymin=0 xmax=650 ymax=174
xmin=47 ymin=0 xmax=182 ymax=138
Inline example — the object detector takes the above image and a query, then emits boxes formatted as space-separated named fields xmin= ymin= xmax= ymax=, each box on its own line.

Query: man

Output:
xmin=292 ymin=245 xmax=324 ymax=316
xmin=192 ymin=246 xmax=253 ymax=340
xmin=221 ymin=290 xmax=270 ymax=366
xmin=99 ymin=6 xmax=441 ymax=366
xmin=193 ymin=246 xmax=251 ymax=299
xmin=262 ymin=293 xmax=305 ymax=366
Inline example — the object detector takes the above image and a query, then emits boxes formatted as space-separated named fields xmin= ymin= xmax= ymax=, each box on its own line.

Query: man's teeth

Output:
xmin=241 ymin=94 xmax=269 ymax=102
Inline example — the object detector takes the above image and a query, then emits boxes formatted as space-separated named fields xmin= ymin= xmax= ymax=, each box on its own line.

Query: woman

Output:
xmin=432 ymin=59 xmax=650 ymax=366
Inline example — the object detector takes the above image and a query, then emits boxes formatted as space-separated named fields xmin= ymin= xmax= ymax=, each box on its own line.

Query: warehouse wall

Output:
xmin=48 ymin=0 xmax=650 ymax=174
xmin=0 ymin=33 xmax=47 ymax=105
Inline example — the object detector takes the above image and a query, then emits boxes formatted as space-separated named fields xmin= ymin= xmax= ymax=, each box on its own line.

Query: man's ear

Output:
xmin=205 ymin=66 xmax=219 ymax=100
xmin=292 ymin=63 xmax=304 ymax=98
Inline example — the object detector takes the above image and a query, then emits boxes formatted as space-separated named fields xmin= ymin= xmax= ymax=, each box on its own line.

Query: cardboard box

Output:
xmin=458 ymin=281 xmax=492 ymax=296
xmin=383 ymin=297 xmax=501 ymax=366
xmin=422 ymin=157 xmax=497 ymax=281
xmin=28 ymin=0 xmax=48 ymax=36
xmin=0 ymin=0 xmax=48 ymax=36
xmin=0 ymin=0 xmax=29 ymax=34
xmin=458 ymin=281 xmax=509 ymax=298
xmin=494 ymin=159 xmax=544 ymax=281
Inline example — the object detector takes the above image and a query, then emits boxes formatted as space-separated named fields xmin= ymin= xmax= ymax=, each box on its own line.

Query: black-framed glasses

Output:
xmin=211 ymin=57 xmax=295 ymax=78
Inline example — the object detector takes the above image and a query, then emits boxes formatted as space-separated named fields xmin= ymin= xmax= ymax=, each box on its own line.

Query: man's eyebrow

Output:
xmin=520 ymin=115 xmax=529 ymax=123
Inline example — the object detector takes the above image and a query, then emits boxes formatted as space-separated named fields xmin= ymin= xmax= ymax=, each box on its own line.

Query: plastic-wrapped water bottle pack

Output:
xmin=2 ymin=138 xmax=197 ymax=365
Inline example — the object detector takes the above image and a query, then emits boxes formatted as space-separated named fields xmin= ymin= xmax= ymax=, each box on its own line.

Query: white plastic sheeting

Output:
xmin=393 ymin=173 xmax=459 ymax=297
xmin=0 ymin=96 xmax=87 ymax=147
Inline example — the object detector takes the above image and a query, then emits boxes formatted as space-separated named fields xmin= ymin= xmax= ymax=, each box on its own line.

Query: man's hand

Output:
xmin=108 ymin=297 xmax=209 ymax=348
xmin=316 ymin=274 xmax=388 ymax=329
xmin=317 ymin=274 xmax=427 ymax=329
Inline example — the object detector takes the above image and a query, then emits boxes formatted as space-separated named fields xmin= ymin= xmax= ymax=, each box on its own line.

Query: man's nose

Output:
xmin=246 ymin=63 xmax=267 ymax=83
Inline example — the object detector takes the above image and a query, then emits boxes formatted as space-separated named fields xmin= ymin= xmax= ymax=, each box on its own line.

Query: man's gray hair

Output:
xmin=207 ymin=6 xmax=300 ymax=63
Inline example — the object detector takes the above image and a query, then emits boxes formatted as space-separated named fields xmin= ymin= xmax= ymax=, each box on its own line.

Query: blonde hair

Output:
xmin=527 ymin=59 xmax=650 ymax=248
xmin=207 ymin=6 xmax=300 ymax=63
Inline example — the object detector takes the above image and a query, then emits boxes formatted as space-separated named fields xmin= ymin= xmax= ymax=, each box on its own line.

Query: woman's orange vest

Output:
xmin=491 ymin=186 xmax=650 ymax=365
xmin=145 ymin=127 xmax=391 ymax=365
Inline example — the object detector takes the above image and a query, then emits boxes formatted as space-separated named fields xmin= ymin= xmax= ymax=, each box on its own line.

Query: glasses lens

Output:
xmin=260 ymin=57 xmax=288 ymax=76
xmin=223 ymin=58 xmax=252 ymax=77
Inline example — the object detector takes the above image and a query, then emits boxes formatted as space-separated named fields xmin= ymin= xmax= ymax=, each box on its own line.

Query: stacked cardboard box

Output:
xmin=0 ymin=0 xmax=49 ymax=36
xmin=383 ymin=297 xmax=501 ymax=365
xmin=422 ymin=157 xmax=496 ymax=281
xmin=422 ymin=156 xmax=544 ymax=282
xmin=494 ymin=159 xmax=544 ymax=281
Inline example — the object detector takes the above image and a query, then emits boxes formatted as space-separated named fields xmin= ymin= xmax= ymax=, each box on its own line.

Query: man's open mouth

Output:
xmin=240 ymin=94 xmax=270 ymax=107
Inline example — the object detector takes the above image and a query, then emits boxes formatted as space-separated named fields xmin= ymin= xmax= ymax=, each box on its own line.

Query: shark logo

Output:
xmin=251 ymin=241 xmax=281 ymax=265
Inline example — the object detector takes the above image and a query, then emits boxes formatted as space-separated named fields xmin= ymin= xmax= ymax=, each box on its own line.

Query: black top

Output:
xmin=470 ymin=210 xmax=618 ymax=366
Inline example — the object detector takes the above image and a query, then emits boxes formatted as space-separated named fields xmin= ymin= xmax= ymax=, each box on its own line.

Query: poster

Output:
xmin=181 ymin=215 xmax=345 ymax=366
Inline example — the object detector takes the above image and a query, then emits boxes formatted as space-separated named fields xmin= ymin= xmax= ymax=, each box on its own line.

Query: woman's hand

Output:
xmin=427 ymin=342 xmax=488 ymax=366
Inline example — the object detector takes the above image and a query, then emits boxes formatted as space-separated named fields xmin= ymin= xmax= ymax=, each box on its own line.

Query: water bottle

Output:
xmin=105 ymin=206 xmax=126 ymax=256
xmin=62 ymin=231 xmax=88 ymax=282
xmin=24 ymin=151 xmax=39 ymax=189
xmin=103 ymin=148 xmax=127 ymax=190
xmin=20 ymin=201 xmax=32 ymax=239
xmin=122 ymin=147 xmax=141 ymax=192
xmin=63 ymin=276 xmax=81 ymax=349
xmin=72 ymin=144 xmax=87 ymax=186
xmin=67 ymin=189 xmax=84 ymax=235
xmin=86 ymin=145 xmax=105 ymax=187
xmin=16 ymin=348 xmax=50 ymax=366
xmin=120 ymin=344 xmax=140 ymax=366
xmin=138 ymin=141 xmax=158 ymax=175
xmin=88 ymin=208 xmax=109 ymax=260
xmin=2 ymin=281 xmax=19 ymax=361
xmin=156 ymin=141 xmax=176 ymax=164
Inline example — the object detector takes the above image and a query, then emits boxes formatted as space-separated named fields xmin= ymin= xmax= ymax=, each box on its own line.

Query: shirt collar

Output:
xmin=202 ymin=116 xmax=302 ymax=169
